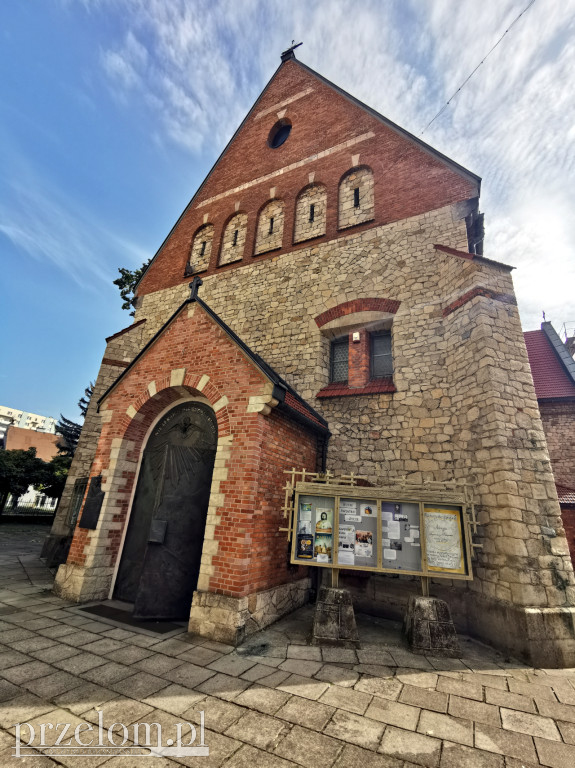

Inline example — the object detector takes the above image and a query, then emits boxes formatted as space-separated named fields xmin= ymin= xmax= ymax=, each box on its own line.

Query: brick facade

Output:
xmin=539 ymin=401 xmax=575 ymax=488
xmin=50 ymin=55 xmax=575 ymax=665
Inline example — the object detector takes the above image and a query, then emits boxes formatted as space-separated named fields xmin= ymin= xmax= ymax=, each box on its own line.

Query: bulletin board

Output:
xmin=290 ymin=483 xmax=473 ymax=581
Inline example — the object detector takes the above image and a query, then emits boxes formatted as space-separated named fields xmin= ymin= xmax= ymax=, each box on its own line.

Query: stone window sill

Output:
xmin=316 ymin=378 xmax=395 ymax=398
xmin=337 ymin=217 xmax=375 ymax=232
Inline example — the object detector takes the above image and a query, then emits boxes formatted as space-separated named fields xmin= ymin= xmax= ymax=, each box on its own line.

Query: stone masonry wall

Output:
xmin=189 ymin=223 xmax=213 ymax=273
xmin=49 ymin=321 xmax=147 ymax=539
xmin=539 ymin=400 xmax=575 ymax=488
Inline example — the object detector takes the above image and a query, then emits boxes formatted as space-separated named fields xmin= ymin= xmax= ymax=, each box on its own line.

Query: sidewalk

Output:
xmin=0 ymin=523 xmax=574 ymax=766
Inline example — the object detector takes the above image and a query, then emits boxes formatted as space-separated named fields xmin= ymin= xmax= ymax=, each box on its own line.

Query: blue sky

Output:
xmin=1 ymin=0 xmax=574 ymax=423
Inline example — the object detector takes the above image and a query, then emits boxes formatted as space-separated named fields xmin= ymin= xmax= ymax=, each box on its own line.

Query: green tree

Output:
xmin=113 ymin=258 xmax=151 ymax=316
xmin=78 ymin=382 xmax=95 ymax=418
xmin=56 ymin=414 xmax=82 ymax=457
xmin=35 ymin=454 xmax=72 ymax=501
xmin=0 ymin=448 xmax=46 ymax=512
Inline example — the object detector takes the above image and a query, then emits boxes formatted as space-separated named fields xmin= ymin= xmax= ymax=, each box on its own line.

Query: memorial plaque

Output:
xmin=148 ymin=519 xmax=168 ymax=544
xmin=78 ymin=476 xmax=105 ymax=530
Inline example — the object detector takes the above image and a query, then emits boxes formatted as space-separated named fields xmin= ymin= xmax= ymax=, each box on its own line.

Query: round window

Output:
xmin=268 ymin=119 xmax=292 ymax=149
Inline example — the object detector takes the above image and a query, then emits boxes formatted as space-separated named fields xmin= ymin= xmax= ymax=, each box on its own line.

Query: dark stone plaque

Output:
xmin=78 ymin=476 xmax=105 ymax=530
xmin=148 ymin=519 xmax=168 ymax=544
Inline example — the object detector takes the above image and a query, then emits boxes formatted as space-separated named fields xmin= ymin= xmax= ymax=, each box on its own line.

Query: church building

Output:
xmin=46 ymin=49 xmax=575 ymax=667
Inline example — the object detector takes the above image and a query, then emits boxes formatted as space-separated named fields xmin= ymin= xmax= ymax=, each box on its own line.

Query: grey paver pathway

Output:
xmin=0 ymin=523 xmax=574 ymax=767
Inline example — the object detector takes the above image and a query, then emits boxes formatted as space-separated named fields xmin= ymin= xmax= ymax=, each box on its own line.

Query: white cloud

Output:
xmin=87 ymin=0 xmax=575 ymax=331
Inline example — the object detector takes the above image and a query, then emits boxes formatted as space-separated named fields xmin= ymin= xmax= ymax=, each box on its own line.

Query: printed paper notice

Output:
xmin=383 ymin=548 xmax=397 ymax=560
xmin=338 ymin=550 xmax=355 ymax=566
xmin=424 ymin=509 xmax=464 ymax=573
xmin=361 ymin=503 xmax=375 ymax=517
xmin=387 ymin=520 xmax=401 ymax=540
xmin=345 ymin=514 xmax=361 ymax=523
xmin=355 ymin=530 xmax=373 ymax=558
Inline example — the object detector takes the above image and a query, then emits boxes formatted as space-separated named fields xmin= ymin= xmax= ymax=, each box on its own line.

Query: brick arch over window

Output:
xmin=254 ymin=199 xmax=285 ymax=255
xmin=219 ymin=212 xmax=248 ymax=266
xmin=314 ymin=298 xmax=401 ymax=328
xmin=293 ymin=183 xmax=327 ymax=243
xmin=338 ymin=165 xmax=375 ymax=230
xmin=188 ymin=223 xmax=214 ymax=274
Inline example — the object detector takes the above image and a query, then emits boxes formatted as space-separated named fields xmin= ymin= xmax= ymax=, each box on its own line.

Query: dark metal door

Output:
xmin=114 ymin=402 xmax=217 ymax=620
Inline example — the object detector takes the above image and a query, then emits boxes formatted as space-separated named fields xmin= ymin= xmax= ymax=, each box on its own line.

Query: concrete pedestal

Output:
xmin=311 ymin=586 xmax=360 ymax=648
xmin=403 ymin=595 xmax=461 ymax=657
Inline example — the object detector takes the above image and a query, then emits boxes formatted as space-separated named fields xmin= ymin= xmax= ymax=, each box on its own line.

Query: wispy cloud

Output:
xmin=88 ymin=0 xmax=575 ymax=330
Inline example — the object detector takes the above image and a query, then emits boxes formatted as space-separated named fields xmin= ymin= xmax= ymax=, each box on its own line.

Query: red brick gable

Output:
xmin=137 ymin=58 xmax=480 ymax=296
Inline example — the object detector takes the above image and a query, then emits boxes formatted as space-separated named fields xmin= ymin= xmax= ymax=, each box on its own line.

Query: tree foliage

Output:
xmin=78 ymin=382 xmax=95 ymax=418
xmin=56 ymin=415 xmax=82 ymax=457
xmin=113 ymin=259 xmax=151 ymax=316
xmin=35 ymin=455 xmax=73 ymax=500
xmin=0 ymin=448 xmax=46 ymax=511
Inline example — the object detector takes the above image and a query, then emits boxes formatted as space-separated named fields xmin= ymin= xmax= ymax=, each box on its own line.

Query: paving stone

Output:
xmin=321 ymin=647 xmax=358 ymax=664
xmin=319 ymin=684 xmax=372 ymax=715
xmin=201 ymin=640 xmax=236 ymax=654
xmin=141 ymin=682 xmax=205 ymax=716
xmin=500 ymin=707 xmax=561 ymax=741
xmin=147 ymin=637 xmax=192 ymax=657
xmin=332 ymin=743 xmax=404 ymax=768
xmin=224 ymin=744 xmax=295 ymax=768
xmin=440 ymin=742 xmax=504 ymax=768
xmin=484 ymin=687 xmax=537 ymax=713
xmin=355 ymin=675 xmax=403 ymax=701
xmin=0 ymin=650 xmax=31 ymax=669
xmin=11 ymin=637 xmax=56 ymax=653
xmin=133 ymin=653 xmax=182 ymax=675
xmin=53 ymin=652 xmax=107 ymax=674
xmin=0 ymin=693 xmax=54 ymax=728
xmin=274 ymin=723 xmax=343 ymax=768
xmin=195 ymin=673 xmax=251 ymax=702
xmin=234 ymin=684 xmax=291 ymax=714
xmin=277 ymin=673 xmax=330 ymax=701
xmin=275 ymin=696 xmax=335 ymax=731
xmin=36 ymin=625 xmax=72 ymax=639
xmin=30 ymin=644 xmax=80 ymax=664
xmin=111 ymin=671 xmax=170 ymax=699
xmin=225 ymin=709 xmax=291 ymax=750
xmin=279 ymin=658 xmax=324 ymax=677
xmin=436 ymin=676 xmax=483 ymax=701
xmin=104 ymin=644 xmax=154 ymax=665
xmin=400 ymin=684 xmax=448 ymax=713
xmin=355 ymin=664 xmax=396 ymax=678
xmin=98 ymin=627 xmax=136 ymax=641
xmin=356 ymin=649 xmax=396 ymax=666
xmin=52 ymin=681 xmax=118 ymax=715
xmin=379 ymin=725 xmax=441 ymax=767
xmin=557 ymin=720 xmax=575 ymax=745
xmin=508 ymin=677 xmax=556 ymax=700
xmin=258 ymin=669 xmax=292 ymax=688
xmin=448 ymin=695 xmax=501 ymax=727
xmin=240 ymin=662 xmax=280 ymax=682
xmin=0 ymin=628 xmax=36 ymax=643
xmin=208 ymin=655 xmax=256 ymax=677
xmin=418 ymin=710 xmax=474 ymax=747
xmin=23 ymin=670 xmax=84 ymax=698
xmin=536 ymin=698 xmax=575 ymax=724
xmin=177 ymin=645 xmax=224 ymax=666
xmin=164 ymin=662 xmax=216 ymax=689
xmin=185 ymin=695 xmax=244 ymax=734
xmin=387 ymin=650 xmax=433 ymax=671
xmin=79 ymin=638 xmax=127 ymax=656
xmin=324 ymin=708 xmax=384 ymax=750
xmin=462 ymin=672 xmax=509 ymax=691
xmin=315 ymin=664 xmax=359 ymax=688
xmin=474 ymin=723 xmax=538 ymax=763
xmin=395 ymin=671 xmax=439 ymax=689
xmin=534 ymin=737 xmax=575 ymax=768
xmin=365 ymin=698 xmax=420 ymax=730
xmin=80 ymin=661 xmax=137 ymax=686
xmin=58 ymin=630 xmax=102 ymax=647
xmin=1 ymin=661 xmax=53 ymax=685
xmin=0 ymin=679 xmax=21 ymax=702
xmin=287 ymin=645 xmax=323 ymax=661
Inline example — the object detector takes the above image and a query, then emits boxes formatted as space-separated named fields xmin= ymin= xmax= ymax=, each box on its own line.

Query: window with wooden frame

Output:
xmin=330 ymin=337 xmax=349 ymax=382
xmin=371 ymin=330 xmax=393 ymax=378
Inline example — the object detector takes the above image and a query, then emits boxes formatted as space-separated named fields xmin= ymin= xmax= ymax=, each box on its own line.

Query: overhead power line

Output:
xmin=420 ymin=0 xmax=537 ymax=135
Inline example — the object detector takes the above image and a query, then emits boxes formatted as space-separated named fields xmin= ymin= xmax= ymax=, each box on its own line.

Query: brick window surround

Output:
xmin=319 ymin=327 xmax=395 ymax=398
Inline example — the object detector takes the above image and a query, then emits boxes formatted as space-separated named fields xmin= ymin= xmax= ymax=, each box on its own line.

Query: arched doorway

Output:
xmin=114 ymin=401 xmax=217 ymax=620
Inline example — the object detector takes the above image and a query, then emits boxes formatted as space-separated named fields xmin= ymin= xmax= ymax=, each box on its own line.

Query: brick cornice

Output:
xmin=442 ymin=287 xmax=516 ymax=318
xmin=314 ymin=298 xmax=400 ymax=328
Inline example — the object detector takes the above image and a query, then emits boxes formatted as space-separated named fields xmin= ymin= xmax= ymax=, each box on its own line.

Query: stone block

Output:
xmin=403 ymin=596 xmax=461 ymax=657
xmin=311 ymin=587 xmax=360 ymax=648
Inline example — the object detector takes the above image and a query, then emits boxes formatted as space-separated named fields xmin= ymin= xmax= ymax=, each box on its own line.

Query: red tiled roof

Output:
xmin=556 ymin=484 xmax=575 ymax=506
xmin=524 ymin=330 xmax=575 ymax=400
xmin=317 ymin=378 xmax=396 ymax=398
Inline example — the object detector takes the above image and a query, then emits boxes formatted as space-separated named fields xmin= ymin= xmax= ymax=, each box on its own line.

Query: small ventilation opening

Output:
xmin=353 ymin=187 xmax=360 ymax=208
xmin=309 ymin=204 xmax=315 ymax=222
xmin=232 ymin=229 xmax=238 ymax=246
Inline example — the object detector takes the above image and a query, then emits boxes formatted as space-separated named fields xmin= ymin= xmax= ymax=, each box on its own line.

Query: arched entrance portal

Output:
xmin=114 ymin=401 xmax=217 ymax=620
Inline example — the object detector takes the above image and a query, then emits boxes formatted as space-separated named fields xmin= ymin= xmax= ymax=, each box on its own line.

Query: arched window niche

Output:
xmin=338 ymin=166 xmax=374 ymax=229
xmin=188 ymin=224 xmax=214 ymax=274
xmin=294 ymin=184 xmax=327 ymax=243
xmin=219 ymin=213 xmax=248 ymax=266
xmin=254 ymin=199 xmax=285 ymax=255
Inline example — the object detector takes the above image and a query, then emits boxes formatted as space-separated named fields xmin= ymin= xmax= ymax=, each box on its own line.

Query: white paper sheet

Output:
xmin=387 ymin=520 xmax=401 ymax=540
xmin=344 ymin=514 xmax=361 ymax=522
xmin=338 ymin=550 xmax=355 ymax=566
xmin=383 ymin=548 xmax=397 ymax=560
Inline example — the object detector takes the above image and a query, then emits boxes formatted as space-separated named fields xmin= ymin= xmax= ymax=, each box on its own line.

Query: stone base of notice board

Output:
xmin=403 ymin=595 xmax=461 ymax=657
xmin=311 ymin=586 xmax=360 ymax=648
xmin=188 ymin=578 xmax=311 ymax=646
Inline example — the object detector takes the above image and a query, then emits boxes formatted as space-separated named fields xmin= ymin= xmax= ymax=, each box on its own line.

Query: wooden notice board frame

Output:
xmin=289 ymin=481 xmax=474 ymax=582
